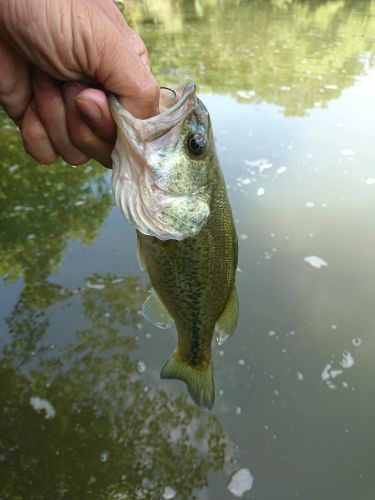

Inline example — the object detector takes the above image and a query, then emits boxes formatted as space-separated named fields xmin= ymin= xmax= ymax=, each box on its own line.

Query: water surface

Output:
xmin=1 ymin=1 xmax=375 ymax=498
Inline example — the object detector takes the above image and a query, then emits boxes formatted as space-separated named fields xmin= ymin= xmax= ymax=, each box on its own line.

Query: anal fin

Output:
xmin=142 ymin=288 xmax=174 ymax=329
xmin=214 ymin=286 xmax=239 ymax=345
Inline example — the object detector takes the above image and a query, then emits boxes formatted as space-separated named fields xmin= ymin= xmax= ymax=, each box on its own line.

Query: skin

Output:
xmin=0 ymin=0 xmax=160 ymax=167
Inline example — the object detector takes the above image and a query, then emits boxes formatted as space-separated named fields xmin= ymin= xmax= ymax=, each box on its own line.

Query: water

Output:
xmin=1 ymin=1 xmax=375 ymax=498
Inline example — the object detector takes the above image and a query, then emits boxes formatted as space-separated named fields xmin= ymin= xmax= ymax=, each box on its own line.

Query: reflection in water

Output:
xmin=0 ymin=111 xmax=242 ymax=499
xmin=119 ymin=0 xmax=375 ymax=115
xmin=0 ymin=274 xmax=235 ymax=500
xmin=0 ymin=116 xmax=111 ymax=286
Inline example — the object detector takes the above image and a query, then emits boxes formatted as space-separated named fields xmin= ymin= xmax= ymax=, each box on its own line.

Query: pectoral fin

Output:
xmin=142 ymin=288 xmax=174 ymax=329
xmin=136 ymin=234 xmax=146 ymax=272
xmin=214 ymin=286 xmax=239 ymax=345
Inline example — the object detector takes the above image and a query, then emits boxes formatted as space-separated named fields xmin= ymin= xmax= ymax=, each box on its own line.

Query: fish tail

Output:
xmin=160 ymin=353 xmax=214 ymax=410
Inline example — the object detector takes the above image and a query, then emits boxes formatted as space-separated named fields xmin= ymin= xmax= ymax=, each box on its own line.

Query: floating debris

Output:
xmin=352 ymin=337 xmax=362 ymax=347
xmin=163 ymin=487 xmax=176 ymax=499
xmin=257 ymin=187 xmax=265 ymax=196
xmin=239 ymin=234 xmax=248 ymax=240
xmin=305 ymin=201 xmax=315 ymax=208
xmin=297 ymin=372 xmax=304 ymax=381
xmin=100 ymin=451 xmax=109 ymax=463
xmin=236 ymin=406 xmax=242 ymax=415
xmin=30 ymin=397 xmax=56 ymax=419
xmin=227 ymin=468 xmax=254 ymax=497
xmin=365 ymin=178 xmax=375 ymax=186
xmin=304 ymin=256 xmax=328 ymax=269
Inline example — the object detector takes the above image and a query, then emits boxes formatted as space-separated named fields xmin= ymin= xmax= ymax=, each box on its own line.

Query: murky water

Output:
xmin=1 ymin=1 xmax=375 ymax=499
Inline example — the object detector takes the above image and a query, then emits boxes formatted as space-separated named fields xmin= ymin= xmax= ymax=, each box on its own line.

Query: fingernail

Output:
xmin=75 ymin=97 xmax=103 ymax=124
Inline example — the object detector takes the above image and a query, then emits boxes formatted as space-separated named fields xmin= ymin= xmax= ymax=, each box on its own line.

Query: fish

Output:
xmin=109 ymin=82 xmax=238 ymax=409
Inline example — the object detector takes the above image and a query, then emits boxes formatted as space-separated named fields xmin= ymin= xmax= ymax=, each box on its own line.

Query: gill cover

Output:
xmin=109 ymin=82 xmax=210 ymax=241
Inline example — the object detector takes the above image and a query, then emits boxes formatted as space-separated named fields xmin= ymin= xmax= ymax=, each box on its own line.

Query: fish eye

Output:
xmin=187 ymin=133 xmax=207 ymax=157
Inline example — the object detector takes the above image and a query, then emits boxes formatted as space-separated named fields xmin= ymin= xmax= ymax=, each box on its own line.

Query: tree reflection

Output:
xmin=0 ymin=115 xmax=112 ymax=360
xmin=0 ymin=117 xmax=111 ymax=285
xmin=0 ymin=273 xmax=231 ymax=500
xmin=118 ymin=0 xmax=375 ymax=115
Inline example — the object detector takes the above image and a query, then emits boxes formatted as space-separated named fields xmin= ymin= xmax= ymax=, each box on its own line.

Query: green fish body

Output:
xmin=109 ymin=83 xmax=238 ymax=409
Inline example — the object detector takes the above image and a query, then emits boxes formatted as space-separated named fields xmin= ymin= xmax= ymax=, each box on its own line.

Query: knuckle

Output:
xmin=143 ymin=80 xmax=160 ymax=104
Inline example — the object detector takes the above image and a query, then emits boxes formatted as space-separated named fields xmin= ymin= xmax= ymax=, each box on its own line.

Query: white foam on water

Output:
xmin=257 ymin=187 xmax=265 ymax=196
xmin=304 ymin=256 xmax=328 ymax=269
xmin=100 ymin=451 xmax=109 ymax=463
xmin=236 ymin=177 xmax=252 ymax=186
xmin=163 ymin=486 xmax=176 ymax=499
xmin=322 ymin=350 xmax=355 ymax=389
xmin=340 ymin=351 xmax=354 ymax=368
xmin=365 ymin=178 xmax=375 ymax=185
xmin=352 ymin=337 xmax=362 ymax=347
xmin=30 ymin=397 xmax=56 ymax=419
xmin=86 ymin=281 xmax=106 ymax=290
xmin=305 ymin=201 xmax=315 ymax=208
xmin=228 ymin=468 xmax=254 ymax=497
xmin=276 ymin=166 xmax=287 ymax=174
xmin=137 ymin=361 xmax=146 ymax=373
xmin=245 ymin=158 xmax=273 ymax=172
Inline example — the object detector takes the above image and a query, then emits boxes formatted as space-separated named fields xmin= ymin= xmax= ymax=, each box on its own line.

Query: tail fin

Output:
xmin=160 ymin=353 xmax=215 ymax=410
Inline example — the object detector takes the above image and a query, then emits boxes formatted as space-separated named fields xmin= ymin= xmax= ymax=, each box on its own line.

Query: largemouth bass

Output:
xmin=109 ymin=82 xmax=238 ymax=409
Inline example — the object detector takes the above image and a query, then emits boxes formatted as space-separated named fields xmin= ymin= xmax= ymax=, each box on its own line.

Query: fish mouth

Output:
xmin=109 ymin=81 xmax=211 ymax=241
xmin=109 ymin=81 xmax=197 ymax=145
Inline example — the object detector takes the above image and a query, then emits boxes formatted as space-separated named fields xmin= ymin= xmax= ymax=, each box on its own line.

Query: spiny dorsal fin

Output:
xmin=215 ymin=286 xmax=239 ymax=345
xmin=142 ymin=288 xmax=174 ymax=329
xmin=161 ymin=352 xmax=214 ymax=410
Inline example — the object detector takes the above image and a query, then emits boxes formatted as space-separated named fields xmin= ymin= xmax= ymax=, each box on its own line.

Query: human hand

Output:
xmin=0 ymin=0 xmax=159 ymax=167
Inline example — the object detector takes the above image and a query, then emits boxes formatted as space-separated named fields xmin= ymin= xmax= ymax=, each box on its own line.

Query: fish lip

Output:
xmin=108 ymin=81 xmax=197 ymax=143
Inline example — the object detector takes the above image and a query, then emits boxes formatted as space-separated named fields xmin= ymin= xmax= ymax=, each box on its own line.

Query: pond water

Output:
xmin=1 ymin=1 xmax=375 ymax=499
